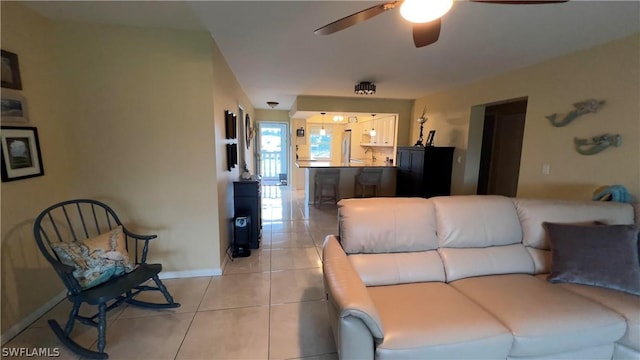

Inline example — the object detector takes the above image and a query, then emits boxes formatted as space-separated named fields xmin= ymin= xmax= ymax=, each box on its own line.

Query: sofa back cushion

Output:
xmin=514 ymin=199 xmax=634 ymax=273
xmin=433 ymin=195 xmax=523 ymax=248
xmin=432 ymin=196 xmax=534 ymax=281
xmin=338 ymin=198 xmax=438 ymax=254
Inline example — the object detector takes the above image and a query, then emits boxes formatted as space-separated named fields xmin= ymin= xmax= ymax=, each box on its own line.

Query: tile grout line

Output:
xmin=267 ymin=197 xmax=273 ymax=360
xmin=173 ymin=276 xmax=213 ymax=360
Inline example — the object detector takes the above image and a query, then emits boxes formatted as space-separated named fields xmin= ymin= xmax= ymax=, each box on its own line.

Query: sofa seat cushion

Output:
xmin=368 ymin=282 xmax=513 ymax=359
xmin=451 ymin=274 xmax=626 ymax=357
xmin=559 ymin=283 xmax=640 ymax=351
xmin=505 ymin=344 xmax=614 ymax=360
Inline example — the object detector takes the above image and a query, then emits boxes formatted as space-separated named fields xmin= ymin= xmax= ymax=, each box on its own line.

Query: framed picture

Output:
xmin=226 ymin=143 xmax=238 ymax=171
xmin=225 ymin=110 xmax=237 ymax=139
xmin=1 ymin=126 xmax=44 ymax=182
xmin=1 ymin=90 xmax=28 ymax=123
xmin=245 ymin=114 xmax=255 ymax=150
xmin=426 ymin=130 xmax=436 ymax=147
xmin=1 ymin=50 xmax=23 ymax=90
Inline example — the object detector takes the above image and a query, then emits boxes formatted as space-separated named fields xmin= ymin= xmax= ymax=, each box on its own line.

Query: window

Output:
xmin=309 ymin=125 xmax=332 ymax=160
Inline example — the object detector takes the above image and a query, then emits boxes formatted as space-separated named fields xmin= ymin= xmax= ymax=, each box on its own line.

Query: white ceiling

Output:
xmin=25 ymin=1 xmax=640 ymax=111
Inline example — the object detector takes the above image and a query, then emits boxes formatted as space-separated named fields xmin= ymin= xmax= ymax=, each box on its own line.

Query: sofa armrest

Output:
xmin=322 ymin=236 xmax=384 ymax=358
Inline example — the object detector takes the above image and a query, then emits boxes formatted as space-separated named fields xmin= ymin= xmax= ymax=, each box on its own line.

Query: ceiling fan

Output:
xmin=314 ymin=0 xmax=568 ymax=48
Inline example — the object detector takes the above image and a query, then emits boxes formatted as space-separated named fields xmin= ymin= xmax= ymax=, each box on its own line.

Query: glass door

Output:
xmin=257 ymin=122 xmax=289 ymax=186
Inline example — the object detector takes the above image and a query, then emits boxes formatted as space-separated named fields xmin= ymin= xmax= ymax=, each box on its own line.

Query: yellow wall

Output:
xmin=211 ymin=39 xmax=255 ymax=266
xmin=0 ymin=2 xmax=72 ymax=335
xmin=255 ymin=109 xmax=290 ymax=123
xmin=51 ymin=21 xmax=219 ymax=272
xmin=412 ymin=34 xmax=640 ymax=201
xmin=1 ymin=3 xmax=252 ymax=336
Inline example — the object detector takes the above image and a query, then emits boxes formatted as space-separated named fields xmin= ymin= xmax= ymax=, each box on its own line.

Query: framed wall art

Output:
xmin=1 ymin=126 xmax=44 ymax=182
xmin=1 ymin=50 xmax=23 ymax=90
xmin=426 ymin=130 xmax=436 ymax=147
xmin=1 ymin=90 xmax=28 ymax=123
xmin=226 ymin=143 xmax=238 ymax=171
xmin=225 ymin=110 xmax=237 ymax=139
xmin=245 ymin=114 xmax=254 ymax=150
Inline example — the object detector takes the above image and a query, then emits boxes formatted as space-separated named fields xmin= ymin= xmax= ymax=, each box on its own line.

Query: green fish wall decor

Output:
xmin=574 ymin=133 xmax=622 ymax=155
xmin=546 ymin=99 xmax=605 ymax=127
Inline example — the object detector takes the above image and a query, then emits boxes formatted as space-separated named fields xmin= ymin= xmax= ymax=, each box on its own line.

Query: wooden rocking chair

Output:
xmin=33 ymin=199 xmax=180 ymax=359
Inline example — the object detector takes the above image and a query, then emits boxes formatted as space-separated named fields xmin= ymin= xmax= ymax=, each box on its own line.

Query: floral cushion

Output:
xmin=51 ymin=226 xmax=135 ymax=289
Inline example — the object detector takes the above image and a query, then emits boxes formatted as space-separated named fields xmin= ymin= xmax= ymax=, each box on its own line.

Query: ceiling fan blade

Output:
xmin=314 ymin=1 xmax=400 ymax=35
xmin=413 ymin=19 xmax=441 ymax=48
xmin=470 ymin=1 xmax=568 ymax=4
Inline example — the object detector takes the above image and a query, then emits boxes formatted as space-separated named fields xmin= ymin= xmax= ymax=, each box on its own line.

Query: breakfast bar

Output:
xmin=295 ymin=160 xmax=396 ymax=205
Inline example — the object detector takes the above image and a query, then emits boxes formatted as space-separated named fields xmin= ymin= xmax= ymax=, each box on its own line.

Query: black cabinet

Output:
xmin=233 ymin=179 xmax=262 ymax=249
xmin=396 ymin=146 xmax=455 ymax=198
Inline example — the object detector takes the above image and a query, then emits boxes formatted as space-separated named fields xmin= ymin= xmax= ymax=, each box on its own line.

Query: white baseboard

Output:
xmin=159 ymin=268 xmax=222 ymax=279
xmin=1 ymin=290 xmax=67 ymax=346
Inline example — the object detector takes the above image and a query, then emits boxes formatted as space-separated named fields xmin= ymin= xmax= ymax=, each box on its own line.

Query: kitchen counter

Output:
xmin=295 ymin=160 xmax=396 ymax=168
xmin=296 ymin=160 xmax=397 ymax=205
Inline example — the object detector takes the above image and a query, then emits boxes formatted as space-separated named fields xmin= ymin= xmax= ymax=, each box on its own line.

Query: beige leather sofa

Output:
xmin=322 ymin=196 xmax=639 ymax=359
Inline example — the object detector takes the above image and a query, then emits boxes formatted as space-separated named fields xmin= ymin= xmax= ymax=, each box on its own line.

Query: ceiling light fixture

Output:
xmin=400 ymin=0 xmax=453 ymax=24
xmin=355 ymin=81 xmax=376 ymax=95
xmin=369 ymin=114 xmax=377 ymax=137
xmin=333 ymin=115 xmax=344 ymax=122
xmin=266 ymin=101 xmax=279 ymax=108
xmin=320 ymin=112 xmax=326 ymax=136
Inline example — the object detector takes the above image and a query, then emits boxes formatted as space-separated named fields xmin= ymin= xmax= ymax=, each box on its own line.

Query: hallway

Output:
xmin=5 ymin=186 xmax=339 ymax=359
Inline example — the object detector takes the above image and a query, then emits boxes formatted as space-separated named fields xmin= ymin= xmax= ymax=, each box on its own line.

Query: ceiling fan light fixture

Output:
xmin=400 ymin=0 xmax=453 ymax=23
xmin=355 ymin=81 xmax=376 ymax=95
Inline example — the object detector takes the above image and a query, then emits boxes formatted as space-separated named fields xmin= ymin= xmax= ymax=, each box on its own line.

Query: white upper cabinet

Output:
xmin=381 ymin=117 xmax=396 ymax=146
xmin=361 ymin=117 xmax=395 ymax=147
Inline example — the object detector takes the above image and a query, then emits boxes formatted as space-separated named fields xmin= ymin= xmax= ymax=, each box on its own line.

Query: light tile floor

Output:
xmin=5 ymin=186 xmax=339 ymax=360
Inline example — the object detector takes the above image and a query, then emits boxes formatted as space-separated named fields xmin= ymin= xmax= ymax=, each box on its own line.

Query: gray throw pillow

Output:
xmin=543 ymin=222 xmax=640 ymax=296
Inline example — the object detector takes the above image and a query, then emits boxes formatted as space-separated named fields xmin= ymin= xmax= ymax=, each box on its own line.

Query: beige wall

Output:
xmin=52 ymin=21 xmax=219 ymax=272
xmin=255 ymin=109 xmax=290 ymax=123
xmin=412 ymin=34 xmax=640 ymax=201
xmin=211 ymin=39 xmax=255 ymax=266
xmin=1 ymin=3 xmax=252 ymax=336
xmin=0 ymin=2 xmax=72 ymax=335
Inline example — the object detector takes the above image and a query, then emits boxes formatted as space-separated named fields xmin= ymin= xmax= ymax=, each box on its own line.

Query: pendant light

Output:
xmin=320 ymin=112 xmax=326 ymax=136
xmin=369 ymin=114 xmax=377 ymax=137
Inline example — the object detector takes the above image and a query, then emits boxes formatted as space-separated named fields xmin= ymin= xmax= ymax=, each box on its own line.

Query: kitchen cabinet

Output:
xmin=380 ymin=117 xmax=396 ymax=146
xmin=396 ymin=146 xmax=454 ymax=197
xmin=361 ymin=117 xmax=396 ymax=147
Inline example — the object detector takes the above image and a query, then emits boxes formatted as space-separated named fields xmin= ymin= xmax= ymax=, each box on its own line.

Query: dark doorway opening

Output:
xmin=477 ymin=99 xmax=528 ymax=197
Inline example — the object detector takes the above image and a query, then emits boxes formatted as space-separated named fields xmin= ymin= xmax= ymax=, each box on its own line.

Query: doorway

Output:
xmin=477 ymin=99 xmax=527 ymax=197
xmin=257 ymin=122 xmax=289 ymax=186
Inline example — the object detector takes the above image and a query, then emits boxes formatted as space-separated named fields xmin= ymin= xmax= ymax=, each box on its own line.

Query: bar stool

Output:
xmin=314 ymin=169 xmax=340 ymax=207
xmin=354 ymin=168 xmax=383 ymax=198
